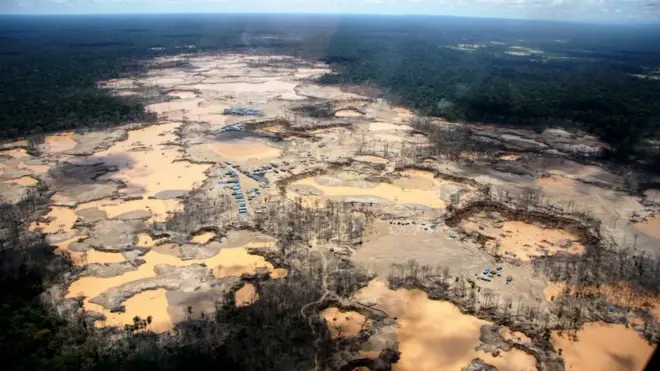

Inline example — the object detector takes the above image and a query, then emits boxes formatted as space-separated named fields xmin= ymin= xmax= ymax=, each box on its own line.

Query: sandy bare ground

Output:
xmin=1 ymin=52 xmax=656 ymax=364
xmin=66 ymin=239 xmax=281 ymax=331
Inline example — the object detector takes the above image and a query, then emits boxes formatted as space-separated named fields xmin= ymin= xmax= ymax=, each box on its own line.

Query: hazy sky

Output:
xmin=2 ymin=0 xmax=660 ymax=23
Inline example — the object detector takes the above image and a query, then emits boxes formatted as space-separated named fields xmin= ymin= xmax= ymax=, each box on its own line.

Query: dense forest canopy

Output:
xmin=1 ymin=14 xmax=660 ymax=158
xmin=0 ymin=14 xmax=337 ymax=137
xmin=316 ymin=16 xmax=660 ymax=159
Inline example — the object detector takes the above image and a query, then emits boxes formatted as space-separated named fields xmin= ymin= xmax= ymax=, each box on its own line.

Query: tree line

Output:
xmin=316 ymin=18 xmax=660 ymax=163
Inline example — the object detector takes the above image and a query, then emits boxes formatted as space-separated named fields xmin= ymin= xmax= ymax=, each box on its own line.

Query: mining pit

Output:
xmin=1 ymin=53 xmax=657 ymax=370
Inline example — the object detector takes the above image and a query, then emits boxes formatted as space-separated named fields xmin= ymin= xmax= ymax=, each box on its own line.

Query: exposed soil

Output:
xmin=2 ymin=52 xmax=657 ymax=366
xmin=461 ymin=213 xmax=585 ymax=261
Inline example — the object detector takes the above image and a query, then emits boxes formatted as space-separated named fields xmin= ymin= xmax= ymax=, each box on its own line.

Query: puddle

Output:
xmin=167 ymin=90 xmax=197 ymax=99
xmin=66 ymin=241 xmax=286 ymax=332
xmin=54 ymin=235 xmax=87 ymax=264
xmin=499 ymin=327 xmax=531 ymax=344
xmin=321 ymin=307 xmax=368 ymax=339
xmin=86 ymin=123 xmax=210 ymax=197
xmin=189 ymin=140 xmax=281 ymax=163
xmin=97 ymin=289 xmax=172 ymax=332
xmin=354 ymin=281 xmax=537 ymax=371
xmin=5 ymin=176 xmax=38 ymax=186
xmin=1 ymin=148 xmax=29 ymax=159
xmin=461 ymin=216 xmax=584 ymax=261
xmin=51 ymin=193 xmax=71 ymax=203
xmin=552 ymin=323 xmax=654 ymax=371
xmin=535 ymin=175 xmax=578 ymax=190
xmin=287 ymin=176 xmax=446 ymax=208
xmin=86 ymin=250 xmax=126 ymax=265
xmin=180 ymin=80 xmax=298 ymax=94
xmin=644 ymin=188 xmax=660 ymax=202
xmin=391 ymin=170 xmax=440 ymax=191
xmin=18 ymin=162 xmax=50 ymax=175
xmin=543 ymin=282 xmax=565 ymax=302
xmin=137 ymin=233 xmax=156 ymax=247
xmin=633 ymin=214 xmax=660 ymax=239
xmin=78 ymin=198 xmax=182 ymax=223
xmin=368 ymin=122 xmax=405 ymax=131
xmin=46 ymin=132 xmax=77 ymax=153
xmin=354 ymin=155 xmax=389 ymax=164
xmin=499 ymin=154 xmax=520 ymax=161
xmin=31 ymin=206 xmax=78 ymax=234
xmin=191 ymin=231 xmax=216 ymax=244
xmin=335 ymin=109 xmax=363 ymax=117
xmin=235 ymin=283 xmax=258 ymax=307
xmin=374 ymin=133 xmax=405 ymax=142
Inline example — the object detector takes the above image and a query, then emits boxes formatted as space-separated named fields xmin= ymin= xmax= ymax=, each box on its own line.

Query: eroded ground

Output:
xmin=1 ymin=52 xmax=658 ymax=370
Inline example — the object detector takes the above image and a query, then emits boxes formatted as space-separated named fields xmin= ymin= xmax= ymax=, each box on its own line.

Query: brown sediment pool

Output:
xmin=354 ymin=281 xmax=537 ymax=371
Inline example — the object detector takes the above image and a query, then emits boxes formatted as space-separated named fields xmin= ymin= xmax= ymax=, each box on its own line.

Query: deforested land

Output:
xmin=1 ymin=14 xmax=660 ymax=371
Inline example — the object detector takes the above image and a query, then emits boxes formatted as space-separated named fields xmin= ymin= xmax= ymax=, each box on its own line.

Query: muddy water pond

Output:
xmin=535 ymin=175 xmax=579 ymax=190
xmin=461 ymin=215 xmax=585 ymax=261
xmin=235 ymin=283 xmax=258 ymax=307
xmin=552 ymin=323 xmax=654 ymax=371
xmin=31 ymin=206 xmax=78 ymax=234
xmin=46 ymin=132 xmax=77 ymax=153
xmin=287 ymin=176 xmax=446 ymax=209
xmin=85 ymin=123 xmax=210 ymax=197
xmin=66 ymin=242 xmax=286 ymax=332
xmin=189 ymin=140 xmax=281 ymax=164
xmin=191 ymin=231 xmax=216 ymax=244
xmin=354 ymin=281 xmax=537 ymax=371
xmin=633 ymin=213 xmax=660 ymax=239
xmin=5 ymin=176 xmax=38 ymax=186
xmin=78 ymin=198 xmax=182 ymax=223
xmin=321 ymin=307 xmax=369 ymax=339
xmin=335 ymin=109 xmax=363 ymax=118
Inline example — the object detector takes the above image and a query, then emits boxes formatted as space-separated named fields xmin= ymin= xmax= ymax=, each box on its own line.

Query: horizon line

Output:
xmin=0 ymin=11 xmax=656 ymax=26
